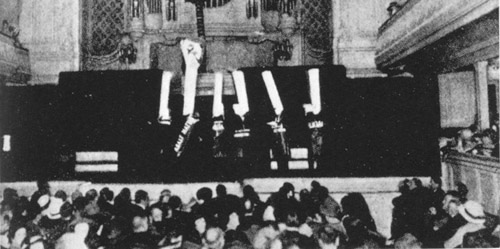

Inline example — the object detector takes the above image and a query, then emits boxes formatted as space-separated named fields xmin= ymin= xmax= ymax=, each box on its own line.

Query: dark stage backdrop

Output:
xmin=0 ymin=67 xmax=440 ymax=182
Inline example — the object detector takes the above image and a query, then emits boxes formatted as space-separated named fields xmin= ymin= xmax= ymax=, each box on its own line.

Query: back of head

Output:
xmin=431 ymin=176 xmax=442 ymax=187
xmin=394 ymin=233 xmax=422 ymax=249
xmin=197 ymin=187 xmax=213 ymax=202
xmin=203 ymin=227 xmax=225 ymax=249
xmin=132 ymin=214 xmax=149 ymax=233
xmin=100 ymin=187 xmax=114 ymax=201
xmin=55 ymin=190 xmax=67 ymax=202
xmin=118 ymin=188 xmax=131 ymax=202
xmin=134 ymin=190 xmax=149 ymax=204
xmin=311 ymin=180 xmax=320 ymax=190
xmin=85 ymin=189 xmax=98 ymax=201
xmin=216 ymin=184 xmax=227 ymax=197
xmin=282 ymin=182 xmax=295 ymax=194
xmin=37 ymin=178 xmax=50 ymax=191
xmin=73 ymin=197 xmax=88 ymax=212
xmin=168 ymin=195 xmax=182 ymax=210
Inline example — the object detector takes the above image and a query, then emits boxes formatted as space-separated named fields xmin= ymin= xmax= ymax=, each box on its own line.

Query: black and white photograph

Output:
xmin=0 ymin=0 xmax=499 ymax=248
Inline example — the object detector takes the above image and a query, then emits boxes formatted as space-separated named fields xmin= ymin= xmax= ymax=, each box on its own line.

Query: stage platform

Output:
xmin=0 ymin=176 xmax=435 ymax=239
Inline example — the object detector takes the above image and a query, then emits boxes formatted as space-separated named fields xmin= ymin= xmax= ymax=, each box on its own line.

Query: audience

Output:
xmin=0 ymin=179 xmax=499 ymax=249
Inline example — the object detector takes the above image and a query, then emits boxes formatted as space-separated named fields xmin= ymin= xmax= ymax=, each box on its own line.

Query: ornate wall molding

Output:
xmin=19 ymin=0 xmax=79 ymax=84
xmin=332 ymin=0 xmax=388 ymax=78
xmin=376 ymin=0 xmax=499 ymax=73
xmin=0 ymin=33 xmax=30 ymax=84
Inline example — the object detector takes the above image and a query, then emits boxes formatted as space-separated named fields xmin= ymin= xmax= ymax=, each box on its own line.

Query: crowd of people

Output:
xmin=0 ymin=178 xmax=498 ymax=249
xmin=439 ymin=121 xmax=499 ymax=158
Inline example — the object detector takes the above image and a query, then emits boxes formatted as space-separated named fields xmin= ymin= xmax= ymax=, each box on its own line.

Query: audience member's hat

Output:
xmin=204 ymin=227 xmax=224 ymax=248
xmin=37 ymin=194 xmax=50 ymax=209
xmin=458 ymin=200 xmax=486 ymax=224
xmin=71 ymin=190 xmax=83 ymax=202
xmin=320 ymin=197 xmax=341 ymax=219
xmin=263 ymin=205 xmax=276 ymax=221
xmin=43 ymin=197 xmax=63 ymax=219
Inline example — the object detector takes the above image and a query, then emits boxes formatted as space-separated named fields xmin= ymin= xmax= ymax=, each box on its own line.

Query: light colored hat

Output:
xmin=458 ymin=200 xmax=486 ymax=224
xmin=263 ymin=205 xmax=276 ymax=221
xmin=37 ymin=194 xmax=50 ymax=208
xmin=43 ymin=197 xmax=63 ymax=220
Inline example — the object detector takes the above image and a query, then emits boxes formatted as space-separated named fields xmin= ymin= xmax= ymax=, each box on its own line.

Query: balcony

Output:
xmin=375 ymin=0 xmax=499 ymax=73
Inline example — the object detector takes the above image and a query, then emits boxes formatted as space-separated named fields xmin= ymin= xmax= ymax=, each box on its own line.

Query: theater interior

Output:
xmin=0 ymin=0 xmax=499 ymax=247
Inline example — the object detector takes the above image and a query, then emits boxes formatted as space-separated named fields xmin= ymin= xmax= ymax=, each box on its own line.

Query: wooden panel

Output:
xmin=445 ymin=152 xmax=500 ymax=215
xmin=438 ymin=71 xmax=476 ymax=127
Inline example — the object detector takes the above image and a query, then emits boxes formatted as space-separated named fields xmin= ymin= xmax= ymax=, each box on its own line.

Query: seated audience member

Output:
xmin=391 ymin=179 xmax=411 ymax=240
xmin=428 ymin=176 xmax=445 ymax=216
xmin=310 ymin=181 xmax=322 ymax=206
xmin=340 ymin=193 xmax=376 ymax=232
xmin=454 ymin=127 xmax=477 ymax=153
xmin=240 ymin=185 xmax=264 ymax=229
xmin=184 ymin=214 xmax=208 ymax=248
xmin=425 ymin=191 xmax=465 ymax=247
xmin=462 ymin=213 xmax=500 ymax=248
xmin=394 ymin=233 xmax=422 ymax=249
xmin=252 ymin=222 xmax=280 ymax=249
xmin=166 ymin=195 xmax=191 ymax=235
xmin=13 ymin=197 xmax=29 ymax=225
xmin=7 ymin=221 xmax=27 ymax=249
xmin=202 ymin=227 xmax=225 ymax=249
xmin=423 ymin=176 xmax=446 ymax=240
xmin=223 ymin=211 xmax=252 ymax=247
xmin=100 ymin=217 xmax=129 ymax=249
xmin=0 ymin=213 xmax=10 ymax=249
xmin=39 ymin=196 xmax=67 ymax=247
xmin=213 ymin=184 xmax=241 ymax=219
xmin=149 ymin=205 xmax=166 ymax=238
xmin=298 ymin=189 xmax=316 ymax=223
xmin=191 ymin=187 xmax=216 ymax=222
xmin=456 ymin=182 xmax=468 ymax=204
xmin=124 ymin=213 xmax=157 ymax=249
xmin=406 ymin=178 xmax=430 ymax=240
xmin=151 ymin=189 xmax=171 ymax=215
xmin=54 ymin=190 xmax=67 ymax=202
xmin=319 ymin=191 xmax=344 ymax=236
xmin=157 ymin=226 xmax=183 ymax=249
xmin=133 ymin=190 xmax=150 ymax=214
xmin=267 ymin=183 xmax=300 ymax=223
xmin=84 ymin=189 xmax=100 ymax=216
xmin=269 ymin=230 xmax=315 ymax=249
xmin=55 ymin=222 xmax=89 ymax=249
xmin=444 ymin=200 xmax=487 ymax=248
xmin=97 ymin=187 xmax=115 ymax=216
xmin=342 ymin=216 xmax=383 ymax=249
xmin=28 ymin=179 xmax=51 ymax=220
xmin=114 ymin=188 xmax=134 ymax=221
xmin=316 ymin=225 xmax=340 ymax=249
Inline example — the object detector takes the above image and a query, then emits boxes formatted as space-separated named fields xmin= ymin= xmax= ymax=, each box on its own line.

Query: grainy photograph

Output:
xmin=0 ymin=0 xmax=499 ymax=248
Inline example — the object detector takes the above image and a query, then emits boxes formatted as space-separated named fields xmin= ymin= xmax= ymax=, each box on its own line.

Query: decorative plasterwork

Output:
xmin=19 ymin=0 xmax=80 ymax=84
xmin=0 ymin=33 xmax=30 ymax=83
xmin=376 ymin=0 xmax=499 ymax=72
